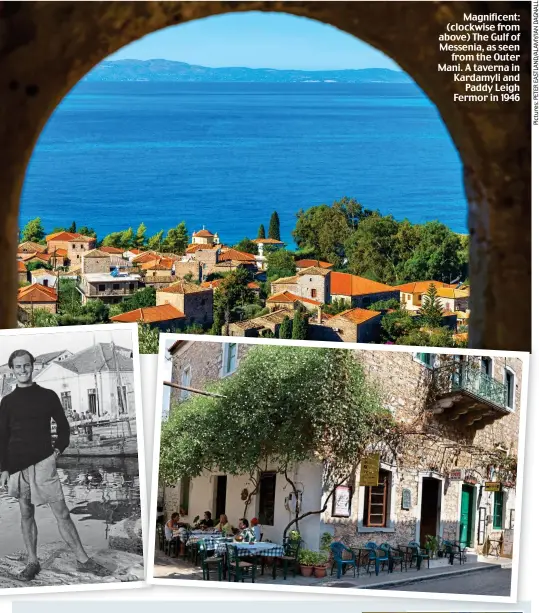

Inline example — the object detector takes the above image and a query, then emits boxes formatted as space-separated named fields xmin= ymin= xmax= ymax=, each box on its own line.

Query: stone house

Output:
xmin=110 ymin=303 xmax=186 ymax=332
xmin=17 ymin=241 xmax=47 ymax=255
xmin=226 ymin=309 xmax=290 ymax=337
xmin=310 ymin=308 xmax=383 ymax=343
xmin=78 ymin=272 xmax=141 ymax=305
xmin=395 ymin=280 xmax=459 ymax=312
xmin=81 ymin=249 xmax=112 ymax=274
xmin=270 ymin=266 xmax=332 ymax=304
xmin=45 ymin=231 xmax=96 ymax=267
xmin=161 ymin=341 xmax=522 ymax=556
xmin=156 ymin=280 xmax=213 ymax=328
xmin=330 ymin=271 xmax=400 ymax=308
xmin=430 ymin=287 xmax=470 ymax=313
xmin=18 ymin=260 xmax=28 ymax=284
xmin=266 ymin=290 xmax=322 ymax=313
xmin=17 ymin=283 xmax=58 ymax=316
xmin=34 ymin=342 xmax=135 ymax=420
xmin=30 ymin=268 xmax=58 ymax=289
xmin=21 ymin=251 xmax=54 ymax=268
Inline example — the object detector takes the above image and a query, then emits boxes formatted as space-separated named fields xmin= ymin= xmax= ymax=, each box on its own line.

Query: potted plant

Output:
xmin=298 ymin=549 xmax=316 ymax=577
xmin=313 ymin=551 xmax=329 ymax=578
xmin=320 ymin=532 xmax=333 ymax=568
xmin=289 ymin=530 xmax=301 ymax=543
xmin=424 ymin=534 xmax=440 ymax=559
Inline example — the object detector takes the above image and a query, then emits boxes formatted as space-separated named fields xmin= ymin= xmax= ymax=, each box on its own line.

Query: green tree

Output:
xmin=257 ymin=224 xmax=266 ymax=239
xmin=162 ymin=222 xmax=189 ymax=254
xmin=134 ymin=223 xmax=147 ymax=249
xmin=266 ymin=250 xmax=296 ymax=281
xmin=138 ymin=323 xmax=160 ymax=354
xmin=102 ymin=231 xmax=125 ymax=249
xmin=68 ymin=221 xmax=77 ymax=233
xmin=26 ymin=261 xmax=52 ymax=272
xmin=58 ymin=279 xmax=82 ymax=316
xmin=29 ymin=308 xmax=59 ymax=328
xmin=159 ymin=345 xmax=396 ymax=539
xmin=147 ymin=230 xmax=164 ymax=251
xmin=268 ymin=211 xmax=281 ymax=241
xmin=368 ymin=298 xmax=401 ymax=311
xmin=418 ymin=283 xmax=444 ymax=328
xmin=120 ymin=227 xmax=134 ymax=249
xmin=115 ymin=286 xmax=156 ymax=314
xmin=322 ymin=298 xmax=352 ymax=316
xmin=291 ymin=308 xmax=309 ymax=340
xmin=397 ymin=326 xmax=456 ymax=348
xmin=279 ymin=315 xmax=292 ymax=339
xmin=380 ymin=309 xmax=418 ymax=343
xmin=21 ymin=217 xmax=46 ymax=243
xmin=234 ymin=237 xmax=258 ymax=255
xmin=213 ymin=268 xmax=255 ymax=333
xmin=78 ymin=225 xmax=97 ymax=238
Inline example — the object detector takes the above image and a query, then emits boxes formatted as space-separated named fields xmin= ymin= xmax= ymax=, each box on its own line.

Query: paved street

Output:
xmin=384 ymin=567 xmax=511 ymax=596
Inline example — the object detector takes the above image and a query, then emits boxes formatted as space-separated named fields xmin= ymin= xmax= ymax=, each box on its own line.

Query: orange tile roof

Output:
xmin=22 ymin=252 xmax=52 ymax=263
xmin=46 ymin=231 xmax=95 ymax=243
xmin=54 ymin=248 xmax=68 ymax=257
xmin=201 ymin=279 xmax=224 ymax=289
xmin=100 ymin=246 xmax=125 ymax=255
xmin=17 ymin=283 xmax=57 ymax=303
xmin=297 ymin=266 xmax=332 ymax=277
xmin=18 ymin=260 xmax=27 ymax=272
xmin=267 ymin=291 xmax=322 ymax=307
xmin=132 ymin=251 xmax=158 ymax=264
xmin=193 ymin=229 xmax=215 ymax=238
xmin=141 ymin=257 xmax=174 ymax=271
xmin=247 ymin=282 xmax=260 ymax=289
xmin=251 ymin=238 xmax=284 ymax=245
xmin=186 ymin=243 xmax=219 ymax=253
xmin=110 ymin=304 xmax=185 ymax=324
xmin=329 ymin=307 xmax=381 ymax=325
xmin=158 ymin=280 xmax=210 ymax=295
xmin=436 ymin=287 xmax=470 ymax=299
xmin=17 ymin=241 xmax=47 ymax=253
xmin=217 ymin=249 xmax=256 ymax=263
xmin=295 ymin=259 xmax=333 ymax=269
xmin=83 ymin=249 xmax=111 ymax=259
xmin=330 ymin=272 xmax=396 ymax=297
xmin=394 ymin=280 xmax=457 ymax=293
xmin=272 ymin=275 xmax=299 ymax=284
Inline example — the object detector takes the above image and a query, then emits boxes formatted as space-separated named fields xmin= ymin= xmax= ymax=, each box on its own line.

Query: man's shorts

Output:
xmin=7 ymin=453 xmax=65 ymax=506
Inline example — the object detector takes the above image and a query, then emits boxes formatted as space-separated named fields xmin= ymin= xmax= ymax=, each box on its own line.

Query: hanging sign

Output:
xmin=359 ymin=453 xmax=380 ymax=486
xmin=332 ymin=485 xmax=352 ymax=517
xmin=449 ymin=468 xmax=464 ymax=480
xmin=485 ymin=481 xmax=501 ymax=492
xmin=401 ymin=488 xmax=412 ymax=510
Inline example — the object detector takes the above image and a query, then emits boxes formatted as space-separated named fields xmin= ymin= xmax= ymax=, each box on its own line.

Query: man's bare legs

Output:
xmin=49 ymin=499 xmax=89 ymax=564
xmin=19 ymin=499 xmax=39 ymax=565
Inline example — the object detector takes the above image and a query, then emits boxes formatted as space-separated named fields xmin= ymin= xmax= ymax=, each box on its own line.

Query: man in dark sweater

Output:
xmin=0 ymin=349 xmax=110 ymax=581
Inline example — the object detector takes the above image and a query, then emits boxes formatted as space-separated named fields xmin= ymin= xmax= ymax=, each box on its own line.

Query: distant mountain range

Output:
xmin=83 ymin=59 xmax=412 ymax=84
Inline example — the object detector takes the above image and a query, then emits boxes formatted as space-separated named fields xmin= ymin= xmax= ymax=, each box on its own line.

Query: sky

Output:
xmin=110 ymin=12 xmax=399 ymax=71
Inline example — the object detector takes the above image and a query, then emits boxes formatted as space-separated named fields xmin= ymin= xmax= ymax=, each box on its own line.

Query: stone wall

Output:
xmin=183 ymin=289 xmax=213 ymax=327
xmin=174 ymin=261 xmax=201 ymax=281
xmin=81 ymin=256 xmax=110 ymax=274
xmin=297 ymin=274 xmax=330 ymax=303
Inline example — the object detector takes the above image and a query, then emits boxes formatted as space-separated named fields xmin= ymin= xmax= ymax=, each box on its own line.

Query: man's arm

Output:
xmin=0 ymin=397 xmax=10 ymax=474
xmin=49 ymin=390 xmax=70 ymax=454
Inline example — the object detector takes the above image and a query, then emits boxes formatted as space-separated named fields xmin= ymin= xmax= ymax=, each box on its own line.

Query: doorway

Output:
xmin=215 ymin=475 xmax=227 ymax=519
xmin=459 ymin=484 xmax=474 ymax=547
xmin=419 ymin=477 xmax=441 ymax=546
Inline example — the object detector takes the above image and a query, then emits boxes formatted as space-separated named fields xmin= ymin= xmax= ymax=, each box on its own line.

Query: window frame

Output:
xmin=493 ymin=490 xmax=504 ymax=530
xmin=504 ymin=367 xmax=516 ymax=410
xmin=257 ymin=471 xmax=277 ymax=526
xmin=221 ymin=342 xmax=238 ymax=377
xmin=362 ymin=469 xmax=390 ymax=528
xmin=414 ymin=351 xmax=436 ymax=369
xmin=180 ymin=365 xmax=192 ymax=400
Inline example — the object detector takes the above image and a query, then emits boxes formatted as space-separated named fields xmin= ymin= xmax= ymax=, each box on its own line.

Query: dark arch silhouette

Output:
xmin=0 ymin=1 xmax=530 ymax=350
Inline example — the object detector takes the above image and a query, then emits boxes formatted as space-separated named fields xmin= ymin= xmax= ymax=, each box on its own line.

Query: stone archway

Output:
xmin=0 ymin=1 xmax=531 ymax=350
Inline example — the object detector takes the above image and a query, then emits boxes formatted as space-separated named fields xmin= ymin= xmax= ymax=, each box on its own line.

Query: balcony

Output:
xmin=431 ymin=362 xmax=510 ymax=428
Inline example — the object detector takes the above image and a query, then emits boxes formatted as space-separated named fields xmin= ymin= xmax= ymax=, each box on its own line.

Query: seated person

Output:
xmin=195 ymin=511 xmax=214 ymax=530
xmin=250 ymin=517 xmax=262 ymax=541
xmin=164 ymin=512 xmax=180 ymax=541
xmin=214 ymin=513 xmax=234 ymax=535
xmin=236 ymin=518 xmax=256 ymax=543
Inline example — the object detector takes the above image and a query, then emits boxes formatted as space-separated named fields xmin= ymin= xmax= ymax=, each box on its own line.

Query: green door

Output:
xmin=459 ymin=485 xmax=474 ymax=547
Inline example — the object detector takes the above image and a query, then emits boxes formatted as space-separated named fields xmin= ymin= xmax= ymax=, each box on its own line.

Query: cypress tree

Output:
xmin=279 ymin=315 xmax=292 ymax=339
xmin=268 ymin=211 xmax=281 ymax=241
xmin=257 ymin=224 xmax=266 ymax=239
xmin=418 ymin=283 xmax=444 ymax=328
xmin=291 ymin=309 xmax=308 ymax=340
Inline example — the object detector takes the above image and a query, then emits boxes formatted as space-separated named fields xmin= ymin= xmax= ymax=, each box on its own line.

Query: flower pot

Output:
xmin=299 ymin=564 xmax=314 ymax=577
xmin=313 ymin=565 xmax=327 ymax=578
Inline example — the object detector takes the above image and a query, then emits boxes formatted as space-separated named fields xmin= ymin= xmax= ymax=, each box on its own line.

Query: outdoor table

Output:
xmin=398 ymin=544 xmax=423 ymax=570
xmin=351 ymin=547 xmax=373 ymax=573
xmin=186 ymin=534 xmax=227 ymax=549
xmin=221 ymin=542 xmax=285 ymax=580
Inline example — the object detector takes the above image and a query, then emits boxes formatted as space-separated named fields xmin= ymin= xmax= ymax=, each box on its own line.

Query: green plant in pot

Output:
xmin=320 ymin=532 xmax=333 ymax=568
xmin=298 ymin=549 xmax=317 ymax=577
xmin=289 ymin=530 xmax=301 ymax=543
xmin=424 ymin=534 xmax=440 ymax=559
xmin=313 ymin=551 xmax=329 ymax=578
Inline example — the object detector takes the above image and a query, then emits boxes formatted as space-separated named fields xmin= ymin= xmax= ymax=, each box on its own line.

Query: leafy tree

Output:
xmin=380 ymin=309 xmax=418 ymax=343
xmin=162 ymin=222 xmax=189 ymax=254
xmin=58 ymin=279 xmax=82 ymax=316
xmin=322 ymin=298 xmax=352 ymax=316
xmin=368 ymin=298 xmax=401 ymax=311
xmin=114 ymin=286 xmax=156 ymax=315
xmin=234 ymin=237 xmax=258 ymax=255
xmin=78 ymin=225 xmax=97 ymax=238
xmin=333 ymin=196 xmax=373 ymax=230
xmin=213 ymin=268 xmax=255 ymax=334
xmin=291 ymin=308 xmax=309 ymax=340
xmin=21 ymin=217 xmax=46 ymax=243
xmin=260 ymin=329 xmax=275 ymax=338
xmin=134 ymin=223 xmax=147 ymax=249
xmin=257 ymin=224 xmax=266 ymax=239
xmin=279 ymin=315 xmax=292 ymax=339
xmin=183 ymin=323 xmax=205 ymax=335
xmin=68 ymin=221 xmax=77 ymax=233
xmin=268 ymin=211 xmax=281 ymax=241
xmin=121 ymin=227 xmax=134 ymax=249
xmin=418 ymin=283 xmax=444 ymax=328
xmin=266 ymin=250 xmax=296 ymax=281
xmin=159 ymin=345 xmax=395 ymax=539
xmin=29 ymin=308 xmax=59 ymax=328
xmin=102 ymin=231 xmax=125 ymax=249
xmin=147 ymin=230 xmax=164 ymax=251
xmin=397 ymin=326 xmax=457 ymax=348
xmin=26 ymin=261 xmax=52 ymax=272
xmin=139 ymin=323 xmax=160 ymax=354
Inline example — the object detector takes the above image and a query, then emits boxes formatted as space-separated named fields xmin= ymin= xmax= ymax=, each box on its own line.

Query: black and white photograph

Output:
xmin=0 ymin=324 xmax=146 ymax=594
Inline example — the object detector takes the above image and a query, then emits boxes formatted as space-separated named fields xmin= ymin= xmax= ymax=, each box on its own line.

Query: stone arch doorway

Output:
xmin=1 ymin=2 xmax=530 ymax=350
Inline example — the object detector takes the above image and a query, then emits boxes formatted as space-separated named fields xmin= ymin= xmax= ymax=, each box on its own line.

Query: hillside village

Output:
xmin=16 ymin=209 xmax=470 ymax=349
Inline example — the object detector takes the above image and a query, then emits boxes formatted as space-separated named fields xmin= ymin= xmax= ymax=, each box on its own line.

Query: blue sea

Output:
xmin=20 ymin=82 xmax=467 ymax=246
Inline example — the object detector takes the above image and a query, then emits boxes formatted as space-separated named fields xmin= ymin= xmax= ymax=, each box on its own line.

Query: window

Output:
xmin=61 ymin=391 xmax=72 ymax=413
xmin=112 ymin=283 xmax=120 ymax=290
xmin=129 ymin=283 xmax=135 ymax=291
xmin=222 ymin=343 xmax=238 ymax=376
xmin=180 ymin=366 xmax=191 ymax=400
xmin=415 ymin=352 xmax=435 ymax=368
xmin=98 ymin=284 xmax=106 ymax=292
xmin=504 ymin=368 xmax=515 ymax=409
xmin=493 ymin=490 xmax=504 ymax=529
xmin=117 ymin=385 xmax=128 ymax=414
xmin=258 ymin=472 xmax=277 ymax=525
xmin=311 ymin=288 xmax=317 ymax=298
xmin=481 ymin=357 xmax=493 ymax=376
xmin=363 ymin=469 xmax=390 ymax=527
xmin=180 ymin=476 xmax=190 ymax=514
xmin=88 ymin=388 xmax=97 ymax=414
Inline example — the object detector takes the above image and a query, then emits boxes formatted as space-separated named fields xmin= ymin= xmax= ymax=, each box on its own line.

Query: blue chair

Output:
xmin=366 ymin=544 xmax=390 ymax=576
xmin=380 ymin=542 xmax=405 ymax=573
xmin=408 ymin=541 xmax=430 ymax=570
xmin=330 ymin=542 xmax=358 ymax=579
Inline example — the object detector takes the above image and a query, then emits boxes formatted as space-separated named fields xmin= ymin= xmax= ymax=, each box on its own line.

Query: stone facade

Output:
xmin=310 ymin=312 xmax=382 ymax=343
xmin=81 ymin=251 xmax=111 ymax=274
xmin=332 ymin=289 xmax=400 ymax=309
xmin=156 ymin=284 xmax=213 ymax=327
xmin=78 ymin=274 xmax=140 ymax=305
